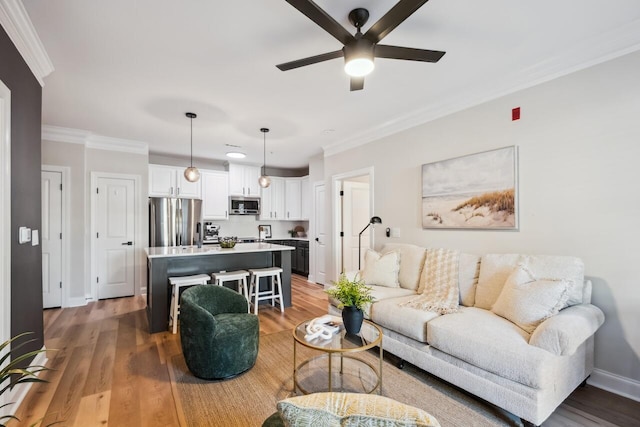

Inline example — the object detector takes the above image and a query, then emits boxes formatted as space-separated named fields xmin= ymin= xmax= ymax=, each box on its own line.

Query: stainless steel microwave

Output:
xmin=229 ymin=196 xmax=260 ymax=215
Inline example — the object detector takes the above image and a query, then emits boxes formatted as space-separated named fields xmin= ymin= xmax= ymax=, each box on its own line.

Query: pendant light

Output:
xmin=184 ymin=112 xmax=200 ymax=182
xmin=258 ymin=127 xmax=271 ymax=188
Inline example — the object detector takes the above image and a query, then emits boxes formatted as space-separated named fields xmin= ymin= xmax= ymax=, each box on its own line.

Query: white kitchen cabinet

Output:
xmin=284 ymin=178 xmax=302 ymax=220
xmin=201 ymin=170 xmax=229 ymax=220
xmin=260 ymin=177 xmax=285 ymax=220
xmin=300 ymin=176 xmax=310 ymax=220
xmin=228 ymin=163 xmax=261 ymax=197
xmin=149 ymin=164 xmax=202 ymax=198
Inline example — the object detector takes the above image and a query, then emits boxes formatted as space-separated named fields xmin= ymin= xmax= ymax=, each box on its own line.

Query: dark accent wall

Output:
xmin=0 ymin=26 xmax=44 ymax=359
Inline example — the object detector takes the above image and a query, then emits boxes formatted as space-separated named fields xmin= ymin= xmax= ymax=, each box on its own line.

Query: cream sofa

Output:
xmin=328 ymin=244 xmax=605 ymax=426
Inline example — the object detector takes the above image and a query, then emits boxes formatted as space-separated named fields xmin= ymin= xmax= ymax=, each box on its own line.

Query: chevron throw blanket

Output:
xmin=400 ymin=248 xmax=460 ymax=314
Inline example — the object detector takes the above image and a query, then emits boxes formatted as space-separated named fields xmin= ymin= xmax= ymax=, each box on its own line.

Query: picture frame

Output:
xmin=259 ymin=224 xmax=272 ymax=238
xmin=421 ymin=146 xmax=518 ymax=230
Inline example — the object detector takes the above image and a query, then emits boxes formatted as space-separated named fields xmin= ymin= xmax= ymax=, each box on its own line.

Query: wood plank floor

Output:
xmin=11 ymin=275 xmax=640 ymax=427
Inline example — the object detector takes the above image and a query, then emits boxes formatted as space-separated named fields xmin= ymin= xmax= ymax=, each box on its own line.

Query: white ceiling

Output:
xmin=22 ymin=0 xmax=640 ymax=169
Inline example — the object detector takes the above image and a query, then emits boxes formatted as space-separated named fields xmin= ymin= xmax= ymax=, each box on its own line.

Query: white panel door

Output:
xmin=313 ymin=183 xmax=326 ymax=285
xmin=96 ymin=177 xmax=135 ymax=299
xmin=42 ymin=171 xmax=63 ymax=308
xmin=342 ymin=181 xmax=370 ymax=272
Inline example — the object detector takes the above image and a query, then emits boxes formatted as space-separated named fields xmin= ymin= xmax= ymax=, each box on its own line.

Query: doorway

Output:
xmin=41 ymin=170 xmax=62 ymax=308
xmin=311 ymin=182 xmax=326 ymax=285
xmin=91 ymin=173 xmax=139 ymax=300
xmin=331 ymin=167 xmax=375 ymax=280
xmin=0 ymin=79 xmax=11 ymax=409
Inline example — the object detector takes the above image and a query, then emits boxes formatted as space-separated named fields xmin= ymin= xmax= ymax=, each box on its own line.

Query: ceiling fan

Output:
xmin=277 ymin=0 xmax=446 ymax=91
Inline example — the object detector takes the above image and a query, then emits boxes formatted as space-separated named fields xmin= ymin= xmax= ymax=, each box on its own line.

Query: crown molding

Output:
xmin=42 ymin=125 xmax=148 ymax=155
xmin=42 ymin=125 xmax=88 ymax=145
xmin=86 ymin=134 xmax=148 ymax=155
xmin=323 ymin=19 xmax=640 ymax=158
xmin=0 ymin=0 xmax=54 ymax=87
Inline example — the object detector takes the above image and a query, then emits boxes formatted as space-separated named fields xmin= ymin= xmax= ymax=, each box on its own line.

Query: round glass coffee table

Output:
xmin=292 ymin=318 xmax=383 ymax=395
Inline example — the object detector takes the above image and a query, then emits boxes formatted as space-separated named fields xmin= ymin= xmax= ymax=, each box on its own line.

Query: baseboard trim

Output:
xmin=8 ymin=346 xmax=48 ymax=418
xmin=589 ymin=368 xmax=640 ymax=402
xmin=66 ymin=296 xmax=87 ymax=307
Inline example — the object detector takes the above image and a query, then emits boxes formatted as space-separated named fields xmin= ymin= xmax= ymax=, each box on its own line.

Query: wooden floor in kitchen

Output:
xmin=11 ymin=274 xmax=640 ymax=427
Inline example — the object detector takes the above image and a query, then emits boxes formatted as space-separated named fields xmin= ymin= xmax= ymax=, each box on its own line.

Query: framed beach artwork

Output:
xmin=422 ymin=146 xmax=518 ymax=230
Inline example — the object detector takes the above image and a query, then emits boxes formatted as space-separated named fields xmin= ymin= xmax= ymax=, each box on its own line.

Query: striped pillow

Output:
xmin=277 ymin=392 xmax=440 ymax=427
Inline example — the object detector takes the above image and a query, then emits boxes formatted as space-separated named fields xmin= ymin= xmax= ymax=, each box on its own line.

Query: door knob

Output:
xmin=315 ymin=237 xmax=319 ymax=242
xmin=122 ymin=241 xmax=133 ymax=246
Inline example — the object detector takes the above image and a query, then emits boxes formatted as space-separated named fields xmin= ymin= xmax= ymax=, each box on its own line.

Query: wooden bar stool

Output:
xmin=168 ymin=273 xmax=211 ymax=334
xmin=248 ymin=267 xmax=284 ymax=315
xmin=211 ymin=270 xmax=250 ymax=305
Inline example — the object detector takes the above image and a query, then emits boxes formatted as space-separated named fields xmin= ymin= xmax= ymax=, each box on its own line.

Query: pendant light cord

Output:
xmin=190 ymin=116 xmax=194 ymax=167
xmin=263 ymin=130 xmax=266 ymax=175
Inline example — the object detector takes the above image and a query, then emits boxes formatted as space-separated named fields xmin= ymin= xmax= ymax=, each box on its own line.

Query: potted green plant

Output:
xmin=1 ymin=333 xmax=49 ymax=426
xmin=326 ymin=273 xmax=375 ymax=334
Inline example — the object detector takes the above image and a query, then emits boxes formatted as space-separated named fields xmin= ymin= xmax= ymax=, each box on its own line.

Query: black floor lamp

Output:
xmin=358 ymin=216 xmax=382 ymax=270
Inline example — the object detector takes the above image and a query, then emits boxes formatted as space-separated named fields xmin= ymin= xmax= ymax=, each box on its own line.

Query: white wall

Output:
xmin=324 ymin=51 xmax=640 ymax=395
xmin=42 ymin=140 xmax=149 ymax=301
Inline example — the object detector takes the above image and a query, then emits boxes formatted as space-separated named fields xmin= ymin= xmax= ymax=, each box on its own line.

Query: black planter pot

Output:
xmin=342 ymin=306 xmax=364 ymax=335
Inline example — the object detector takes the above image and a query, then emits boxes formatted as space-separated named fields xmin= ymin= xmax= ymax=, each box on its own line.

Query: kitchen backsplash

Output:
xmin=211 ymin=214 xmax=308 ymax=239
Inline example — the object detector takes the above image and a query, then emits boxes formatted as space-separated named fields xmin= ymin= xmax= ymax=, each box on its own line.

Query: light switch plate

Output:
xmin=18 ymin=226 xmax=31 ymax=244
xmin=31 ymin=230 xmax=39 ymax=246
xmin=390 ymin=228 xmax=401 ymax=238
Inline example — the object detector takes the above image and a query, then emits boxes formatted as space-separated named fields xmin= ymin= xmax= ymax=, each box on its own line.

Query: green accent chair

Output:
xmin=180 ymin=284 xmax=259 ymax=380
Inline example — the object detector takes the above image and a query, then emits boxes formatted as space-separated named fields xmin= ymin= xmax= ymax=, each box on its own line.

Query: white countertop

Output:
xmin=145 ymin=242 xmax=295 ymax=258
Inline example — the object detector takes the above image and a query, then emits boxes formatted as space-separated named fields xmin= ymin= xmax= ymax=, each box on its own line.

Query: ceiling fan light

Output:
xmin=184 ymin=166 xmax=200 ymax=182
xmin=344 ymin=58 xmax=375 ymax=77
xmin=226 ymin=151 xmax=246 ymax=159
xmin=258 ymin=175 xmax=271 ymax=188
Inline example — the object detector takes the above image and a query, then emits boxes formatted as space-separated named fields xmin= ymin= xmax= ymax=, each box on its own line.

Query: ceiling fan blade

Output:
xmin=276 ymin=50 xmax=343 ymax=71
xmin=285 ymin=0 xmax=355 ymax=45
xmin=375 ymin=45 xmax=445 ymax=62
xmin=350 ymin=77 xmax=364 ymax=91
xmin=364 ymin=0 xmax=430 ymax=44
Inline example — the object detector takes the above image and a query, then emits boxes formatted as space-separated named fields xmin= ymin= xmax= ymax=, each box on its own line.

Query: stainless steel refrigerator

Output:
xmin=149 ymin=197 xmax=202 ymax=247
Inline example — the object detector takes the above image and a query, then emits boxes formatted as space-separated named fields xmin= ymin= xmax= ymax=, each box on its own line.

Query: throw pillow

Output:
xmin=277 ymin=392 xmax=440 ymax=427
xmin=381 ymin=243 xmax=426 ymax=291
xmin=360 ymin=249 xmax=401 ymax=288
xmin=475 ymin=254 xmax=522 ymax=310
xmin=492 ymin=264 xmax=572 ymax=334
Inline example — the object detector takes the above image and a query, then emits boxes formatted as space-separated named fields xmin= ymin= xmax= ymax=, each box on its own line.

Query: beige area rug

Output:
xmin=170 ymin=330 xmax=519 ymax=427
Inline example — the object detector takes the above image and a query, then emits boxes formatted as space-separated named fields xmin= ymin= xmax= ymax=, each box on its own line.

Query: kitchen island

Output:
xmin=145 ymin=242 xmax=294 ymax=334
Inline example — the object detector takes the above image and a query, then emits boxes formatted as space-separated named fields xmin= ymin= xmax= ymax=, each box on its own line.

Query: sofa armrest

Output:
xmin=529 ymin=304 xmax=604 ymax=356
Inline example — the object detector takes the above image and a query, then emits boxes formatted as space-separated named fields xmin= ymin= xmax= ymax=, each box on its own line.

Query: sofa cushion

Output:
xmin=458 ymin=253 xmax=480 ymax=307
xmin=329 ymin=286 xmax=415 ymax=318
xmin=475 ymin=254 xmax=522 ymax=309
xmin=475 ymin=254 xmax=586 ymax=310
xmin=381 ymin=243 xmax=427 ymax=291
xmin=361 ymin=250 xmax=401 ymax=288
xmin=492 ymin=264 xmax=572 ymax=334
xmin=370 ymin=295 xmax=440 ymax=343
xmin=427 ymin=307 xmax=556 ymax=388
xmin=277 ymin=392 xmax=440 ymax=427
